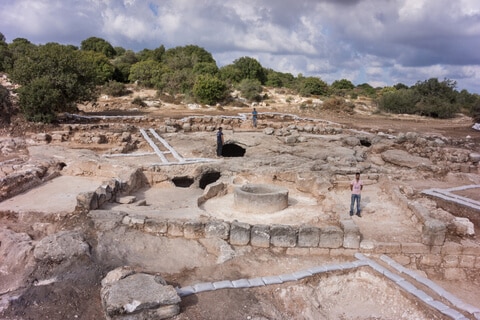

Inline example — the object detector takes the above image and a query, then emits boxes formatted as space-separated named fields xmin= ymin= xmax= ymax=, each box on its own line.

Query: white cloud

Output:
xmin=0 ymin=0 xmax=479 ymax=92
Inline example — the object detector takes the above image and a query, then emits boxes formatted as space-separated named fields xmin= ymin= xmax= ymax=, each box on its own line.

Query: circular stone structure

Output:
xmin=234 ymin=183 xmax=289 ymax=214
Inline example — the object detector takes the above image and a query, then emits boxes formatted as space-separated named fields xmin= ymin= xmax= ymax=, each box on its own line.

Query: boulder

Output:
xmin=205 ymin=220 xmax=230 ymax=239
xmin=381 ymin=149 xmax=432 ymax=169
xmin=250 ymin=224 xmax=270 ymax=248
xmin=0 ymin=228 xmax=35 ymax=294
xmin=319 ymin=226 xmax=343 ymax=248
xmin=270 ymin=224 xmax=296 ymax=247
xmin=33 ymin=231 xmax=90 ymax=263
xmin=297 ymin=226 xmax=320 ymax=247
xmin=101 ymin=271 xmax=180 ymax=320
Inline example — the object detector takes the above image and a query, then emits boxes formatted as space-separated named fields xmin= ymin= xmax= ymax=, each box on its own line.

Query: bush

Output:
xmin=131 ymin=96 xmax=147 ymax=107
xmin=238 ymin=78 xmax=263 ymax=102
xmin=193 ymin=75 xmax=228 ymax=105
xmin=102 ymin=81 xmax=128 ymax=97
xmin=377 ymin=89 xmax=419 ymax=114
xmin=0 ymin=84 xmax=14 ymax=124
xmin=322 ymin=97 xmax=355 ymax=114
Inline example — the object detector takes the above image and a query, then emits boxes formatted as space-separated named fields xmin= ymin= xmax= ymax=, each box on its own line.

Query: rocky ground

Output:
xmin=1 ymin=83 xmax=480 ymax=319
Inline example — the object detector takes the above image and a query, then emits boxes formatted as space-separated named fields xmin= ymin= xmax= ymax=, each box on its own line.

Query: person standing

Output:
xmin=216 ymin=127 xmax=224 ymax=157
xmin=350 ymin=172 xmax=363 ymax=217
xmin=252 ymin=108 xmax=258 ymax=128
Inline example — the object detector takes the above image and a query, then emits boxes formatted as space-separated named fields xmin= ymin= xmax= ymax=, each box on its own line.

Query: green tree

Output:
xmin=112 ymin=50 xmax=138 ymax=82
xmin=265 ymin=69 xmax=295 ymax=88
xmin=331 ymin=79 xmax=355 ymax=90
xmin=356 ymin=83 xmax=376 ymax=97
xmin=298 ymin=77 xmax=328 ymax=96
xmin=10 ymin=43 xmax=98 ymax=123
xmin=218 ymin=64 xmax=243 ymax=84
xmin=158 ymin=69 xmax=195 ymax=95
xmin=193 ymin=62 xmax=219 ymax=76
xmin=232 ymin=57 xmax=266 ymax=84
xmin=0 ymin=32 xmax=11 ymax=71
xmin=81 ymin=37 xmax=116 ymax=58
xmin=193 ymin=75 xmax=227 ymax=104
xmin=331 ymin=79 xmax=355 ymax=96
xmin=0 ymin=84 xmax=14 ymax=124
xmin=163 ymin=45 xmax=215 ymax=70
xmin=78 ymin=50 xmax=115 ymax=84
xmin=136 ymin=46 xmax=165 ymax=62
xmin=128 ymin=60 xmax=166 ymax=87
xmin=238 ymin=78 xmax=263 ymax=101
xmin=377 ymin=89 xmax=419 ymax=114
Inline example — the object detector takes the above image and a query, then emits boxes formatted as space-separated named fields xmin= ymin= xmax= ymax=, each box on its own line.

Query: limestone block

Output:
xmin=452 ymin=217 xmax=475 ymax=236
xmin=420 ymin=254 xmax=442 ymax=267
xmin=340 ymin=220 xmax=361 ymax=249
xmin=116 ymin=195 xmax=136 ymax=204
xmin=443 ymin=268 xmax=467 ymax=281
xmin=459 ymin=255 xmax=476 ymax=268
xmin=381 ymin=149 xmax=432 ymax=169
xmin=251 ymin=224 xmax=270 ymax=248
xmin=421 ymin=219 xmax=446 ymax=246
xmin=443 ymin=255 xmax=459 ymax=268
xmin=76 ymin=191 xmax=98 ymax=211
xmin=205 ymin=220 xmax=230 ymax=239
xmin=101 ymin=272 xmax=180 ymax=320
xmin=0 ymin=229 xmax=35 ymax=294
xmin=183 ymin=220 xmax=205 ymax=239
xmin=319 ymin=226 xmax=343 ymax=249
xmin=229 ymin=221 xmax=251 ymax=246
xmin=270 ymin=224 xmax=296 ymax=248
xmin=441 ymin=241 xmax=463 ymax=255
xmin=33 ymin=231 xmax=90 ymax=263
xmin=297 ymin=226 xmax=320 ymax=247
xmin=374 ymin=242 xmax=402 ymax=254
xmin=401 ymin=242 xmax=430 ymax=254
xmin=144 ymin=219 xmax=168 ymax=235
xmin=167 ymin=220 xmax=184 ymax=237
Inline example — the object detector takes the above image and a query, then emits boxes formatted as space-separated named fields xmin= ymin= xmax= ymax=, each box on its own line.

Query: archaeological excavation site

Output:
xmin=1 ymin=87 xmax=480 ymax=320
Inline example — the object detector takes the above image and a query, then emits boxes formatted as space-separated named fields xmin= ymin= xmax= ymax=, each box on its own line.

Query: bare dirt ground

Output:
xmin=1 ymin=85 xmax=480 ymax=319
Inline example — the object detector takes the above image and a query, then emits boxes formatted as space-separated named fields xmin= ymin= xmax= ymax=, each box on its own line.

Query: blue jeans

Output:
xmin=350 ymin=194 xmax=361 ymax=215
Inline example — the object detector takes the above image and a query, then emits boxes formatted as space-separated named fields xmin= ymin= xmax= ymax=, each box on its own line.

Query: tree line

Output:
xmin=0 ymin=33 xmax=479 ymax=123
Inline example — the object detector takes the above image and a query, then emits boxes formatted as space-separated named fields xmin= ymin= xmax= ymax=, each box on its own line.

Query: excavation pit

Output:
xmin=234 ymin=183 xmax=289 ymax=214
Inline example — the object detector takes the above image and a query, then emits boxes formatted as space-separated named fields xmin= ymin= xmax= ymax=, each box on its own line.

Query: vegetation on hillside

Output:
xmin=0 ymin=32 xmax=479 ymax=123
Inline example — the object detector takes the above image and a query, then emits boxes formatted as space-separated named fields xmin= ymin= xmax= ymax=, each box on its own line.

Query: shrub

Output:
xmin=0 ymin=84 xmax=14 ymax=124
xmin=193 ymin=75 xmax=228 ymax=105
xmin=102 ymin=80 xmax=128 ymax=97
xmin=377 ymin=89 xmax=419 ymax=114
xmin=131 ymin=96 xmax=147 ymax=107
xmin=322 ymin=97 xmax=355 ymax=114
xmin=238 ymin=78 xmax=263 ymax=101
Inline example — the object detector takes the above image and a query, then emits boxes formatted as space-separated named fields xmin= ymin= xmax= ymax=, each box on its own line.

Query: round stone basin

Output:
xmin=234 ymin=184 xmax=289 ymax=214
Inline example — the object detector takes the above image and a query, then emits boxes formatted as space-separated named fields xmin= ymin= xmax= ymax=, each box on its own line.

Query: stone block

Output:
xmin=250 ymin=224 xmax=270 ymax=248
xmin=286 ymin=248 xmax=309 ymax=255
xmin=319 ymin=226 xmax=343 ymax=248
xmin=421 ymin=219 xmax=446 ymax=246
xmin=441 ymin=242 xmax=463 ymax=255
xmin=340 ymin=220 xmax=361 ymax=249
xmin=167 ymin=220 xmax=184 ymax=237
xmin=462 ymin=245 xmax=480 ymax=256
xmin=309 ymin=248 xmax=330 ymax=256
xmin=443 ymin=255 xmax=459 ymax=268
xmin=204 ymin=220 xmax=230 ymax=239
xmin=420 ymin=254 xmax=442 ymax=267
xmin=144 ymin=219 xmax=168 ymax=235
xmin=401 ymin=242 xmax=430 ymax=254
xmin=183 ymin=220 xmax=204 ymax=239
xmin=76 ymin=191 xmax=98 ymax=211
xmin=270 ymin=224 xmax=296 ymax=248
xmin=297 ymin=226 xmax=320 ymax=247
xmin=229 ymin=221 xmax=251 ymax=246
xmin=101 ymin=272 xmax=180 ymax=319
xmin=374 ymin=242 xmax=402 ymax=254
xmin=459 ymin=255 xmax=476 ymax=268
xmin=330 ymin=248 xmax=356 ymax=257
xmin=444 ymin=268 xmax=467 ymax=281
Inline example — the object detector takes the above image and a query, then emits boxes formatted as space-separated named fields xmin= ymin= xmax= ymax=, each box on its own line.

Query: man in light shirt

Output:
xmin=350 ymin=172 xmax=363 ymax=217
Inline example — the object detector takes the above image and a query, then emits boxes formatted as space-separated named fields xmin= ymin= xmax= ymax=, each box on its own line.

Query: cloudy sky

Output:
xmin=1 ymin=0 xmax=479 ymax=93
